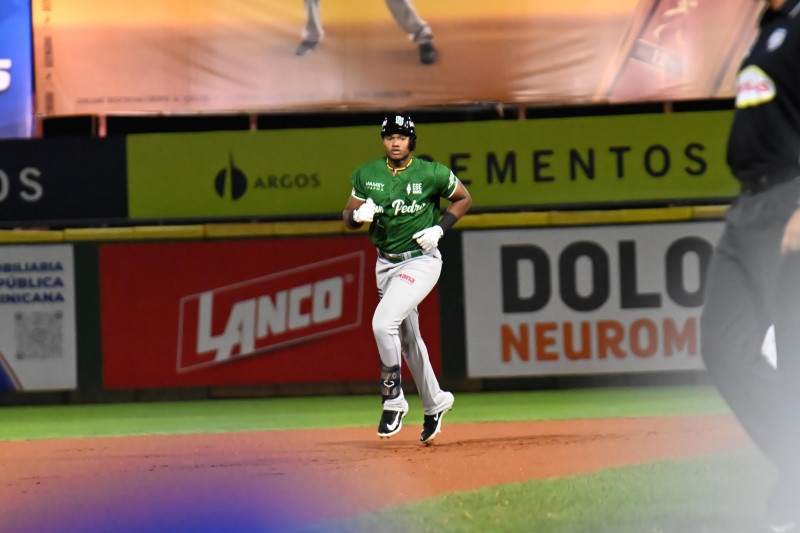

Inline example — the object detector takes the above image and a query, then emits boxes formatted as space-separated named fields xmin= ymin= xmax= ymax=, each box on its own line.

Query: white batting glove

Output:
xmin=352 ymin=198 xmax=376 ymax=223
xmin=412 ymin=225 xmax=443 ymax=252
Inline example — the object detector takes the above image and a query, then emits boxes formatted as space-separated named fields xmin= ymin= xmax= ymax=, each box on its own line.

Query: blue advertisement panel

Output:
xmin=0 ymin=0 xmax=33 ymax=138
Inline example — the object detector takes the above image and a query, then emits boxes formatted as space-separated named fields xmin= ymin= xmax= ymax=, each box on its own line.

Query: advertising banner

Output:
xmin=100 ymin=237 xmax=441 ymax=389
xmin=127 ymin=110 xmax=739 ymax=221
xmin=0 ymin=0 xmax=34 ymax=138
xmin=597 ymin=0 xmax=760 ymax=102
xmin=462 ymin=221 xmax=724 ymax=377
xmin=0 ymin=137 xmax=128 ymax=226
xmin=32 ymin=0 xmax=759 ymax=116
xmin=0 ymin=244 xmax=77 ymax=391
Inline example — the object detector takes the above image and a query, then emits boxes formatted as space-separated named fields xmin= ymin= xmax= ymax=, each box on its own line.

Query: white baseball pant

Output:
xmin=373 ymin=250 xmax=450 ymax=415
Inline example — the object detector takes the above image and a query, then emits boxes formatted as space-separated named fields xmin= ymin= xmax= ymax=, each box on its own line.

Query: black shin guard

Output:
xmin=380 ymin=363 xmax=402 ymax=403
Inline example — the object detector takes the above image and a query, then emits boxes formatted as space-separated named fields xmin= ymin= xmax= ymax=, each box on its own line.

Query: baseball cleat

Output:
xmin=295 ymin=40 xmax=318 ymax=56
xmin=418 ymin=42 xmax=437 ymax=65
xmin=377 ymin=409 xmax=406 ymax=438
xmin=420 ymin=392 xmax=454 ymax=444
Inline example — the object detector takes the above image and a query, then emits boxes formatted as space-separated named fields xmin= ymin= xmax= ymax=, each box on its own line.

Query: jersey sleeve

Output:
xmin=349 ymin=167 xmax=367 ymax=201
xmin=434 ymin=162 xmax=460 ymax=199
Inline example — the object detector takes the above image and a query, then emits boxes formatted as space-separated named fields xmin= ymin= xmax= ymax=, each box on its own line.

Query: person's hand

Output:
xmin=352 ymin=198 xmax=376 ymax=223
xmin=413 ymin=225 xmax=443 ymax=252
xmin=782 ymin=208 xmax=800 ymax=253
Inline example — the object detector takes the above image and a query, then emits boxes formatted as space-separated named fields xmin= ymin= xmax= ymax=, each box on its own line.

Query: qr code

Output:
xmin=15 ymin=311 xmax=64 ymax=360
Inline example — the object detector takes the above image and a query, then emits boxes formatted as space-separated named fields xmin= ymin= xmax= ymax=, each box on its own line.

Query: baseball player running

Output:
xmin=296 ymin=0 xmax=437 ymax=64
xmin=342 ymin=113 xmax=471 ymax=443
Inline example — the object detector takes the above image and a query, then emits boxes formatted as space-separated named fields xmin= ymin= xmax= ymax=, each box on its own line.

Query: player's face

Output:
xmin=383 ymin=134 xmax=411 ymax=162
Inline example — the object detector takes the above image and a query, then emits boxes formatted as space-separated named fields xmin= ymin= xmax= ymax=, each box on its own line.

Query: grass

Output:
xmin=294 ymin=448 xmax=773 ymax=533
xmin=3 ymin=385 xmax=768 ymax=532
xmin=0 ymin=385 xmax=730 ymax=441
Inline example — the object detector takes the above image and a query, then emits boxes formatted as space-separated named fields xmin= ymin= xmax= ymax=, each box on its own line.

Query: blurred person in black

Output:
xmin=700 ymin=1 xmax=800 ymax=531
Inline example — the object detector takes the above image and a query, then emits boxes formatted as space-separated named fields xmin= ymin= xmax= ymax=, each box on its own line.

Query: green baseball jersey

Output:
xmin=350 ymin=157 xmax=459 ymax=253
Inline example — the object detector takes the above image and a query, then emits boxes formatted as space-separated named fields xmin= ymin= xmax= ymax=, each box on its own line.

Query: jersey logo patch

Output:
xmin=735 ymin=65 xmax=776 ymax=108
xmin=406 ymin=183 xmax=422 ymax=195
xmin=366 ymin=181 xmax=385 ymax=191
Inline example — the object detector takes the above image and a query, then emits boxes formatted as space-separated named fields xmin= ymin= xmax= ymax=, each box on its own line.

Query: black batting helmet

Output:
xmin=381 ymin=114 xmax=416 ymax=151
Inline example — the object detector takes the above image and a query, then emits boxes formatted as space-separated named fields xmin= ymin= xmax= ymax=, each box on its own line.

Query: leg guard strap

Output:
xmin=380 ymin=363 xmax=402 ymax=403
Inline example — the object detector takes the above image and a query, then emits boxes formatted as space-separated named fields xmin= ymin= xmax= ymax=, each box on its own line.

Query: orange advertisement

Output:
xmin=33 ymin=0 xmax=760 ymax=116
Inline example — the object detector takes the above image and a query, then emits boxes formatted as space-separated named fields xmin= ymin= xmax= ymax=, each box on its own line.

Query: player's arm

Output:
xmin=439 ymin=179 xmax=472 ymax=231
xmin=343 ymin=193 xmax=376 ymax=230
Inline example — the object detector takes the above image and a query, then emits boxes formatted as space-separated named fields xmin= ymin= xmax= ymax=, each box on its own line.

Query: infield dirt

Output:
xmin=1 ymin=414 xmax=749 ymax=532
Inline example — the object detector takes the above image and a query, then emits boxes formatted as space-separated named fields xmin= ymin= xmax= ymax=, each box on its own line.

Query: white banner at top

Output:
xmin=32 ymin=0 xmax=761 ymax=115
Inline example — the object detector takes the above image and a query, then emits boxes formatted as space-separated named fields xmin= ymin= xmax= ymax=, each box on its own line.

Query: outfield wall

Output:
xmin=0 ymin=206 xmax=726 ymax=404
xmin=0 ymin=103 xmax=742 ymax=404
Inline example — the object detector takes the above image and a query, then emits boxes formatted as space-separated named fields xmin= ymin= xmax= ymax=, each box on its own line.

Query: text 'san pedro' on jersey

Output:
xmin=736 ymin=65 xmax=776 ymax=108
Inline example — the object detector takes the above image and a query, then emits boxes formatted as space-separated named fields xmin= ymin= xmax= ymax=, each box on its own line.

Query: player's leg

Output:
xmin=771 ymin=250 xmax=800 ymax=529
xmin=373 ymin=254 xmax=441 ymax=413
xmin=374 ymin=264 xmax=406 ymax=416
xmin=374 ymin=256 xmax=434 ymax=436
xmin=399 ymin=307 xmax=454 ymax=443
xmin=376 ymin=358 xmax=407 ymax=437
xmin=296 ymin=0 xmax=323 ymax=56
xmin=700 ymin=218 xmax=781 ymax=461
xmin=765 ymin=179 xmax=800 ymax=527
xmin=383 ymin=0 xmax=437 ymax=64
xmin=701 ymin=186 xmax=798 ymax=528
xmin=399 ymin=308 xmax=451 ymax=415
xmin=376 ymin=252 xmax=453 ymax=443
xmin=384 ymin=0 xmax=431 ymax=41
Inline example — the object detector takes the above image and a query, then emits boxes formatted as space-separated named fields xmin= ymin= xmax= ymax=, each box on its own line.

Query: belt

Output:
xmin=739 ymin=169 xmax=800 ymax=194
xmin=377 ymin=249 xmax=424 ymax=263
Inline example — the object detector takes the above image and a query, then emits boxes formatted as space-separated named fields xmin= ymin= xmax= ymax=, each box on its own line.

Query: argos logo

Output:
xmin=213 ymin=153 xmax=321 ymax=201
xmin=214 ymin=155 xmax=248 ymax=200
xmin=177 ymin=252 xmax=365 ymax=372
